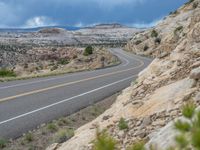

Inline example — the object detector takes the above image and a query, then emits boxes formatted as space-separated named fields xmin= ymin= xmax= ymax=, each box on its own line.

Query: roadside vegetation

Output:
xmin=93 ymin=130 xmax=117 ymax=150
xmin=0 ymin=46 xmax=120 ymax=82
xmin=118 ymin=118 xmax=129 ymax=130
xmin=0 ymin=69 xmax=16 ymax=77
xmin=84 ymin=45 xmax=94 ymax=56
xmin=1 ymin=93 xmax=118 ymax=150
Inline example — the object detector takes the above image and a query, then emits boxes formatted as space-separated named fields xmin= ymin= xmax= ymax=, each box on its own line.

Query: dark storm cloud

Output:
xmin=0 ymin=0 xmax=187 ymax=28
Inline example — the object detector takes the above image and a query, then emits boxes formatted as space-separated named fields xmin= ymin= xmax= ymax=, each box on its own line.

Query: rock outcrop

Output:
xmin=48 ymin=0 xmax=200 ymax=149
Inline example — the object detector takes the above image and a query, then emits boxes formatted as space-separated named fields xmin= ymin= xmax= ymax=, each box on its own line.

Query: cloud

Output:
xmin=129 ymin=18 xmax=163 ymax=28
xmin=0 ymin=0 xmax=187 ymax=28
xmin=74 ymin=22 xmax=100 ymax=27
xmin=24 ymin=16 xmax=56 ymax=28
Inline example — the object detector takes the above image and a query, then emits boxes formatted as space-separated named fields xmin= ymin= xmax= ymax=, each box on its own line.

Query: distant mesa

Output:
xmin=38 ymin=28 xmax=66 ymax=34
xmin=88 ymin=23 xmax=127 ymax=29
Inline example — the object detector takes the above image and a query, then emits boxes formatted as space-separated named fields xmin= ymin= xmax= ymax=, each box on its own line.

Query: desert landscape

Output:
xmin=1 ymin=0 xmax=200 ymax=150
xmin=0 ymin=24 xmax=139 ymax=81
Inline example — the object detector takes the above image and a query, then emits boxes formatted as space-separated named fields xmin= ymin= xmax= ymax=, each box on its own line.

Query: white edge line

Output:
xmin=0 ymin=75 xmax=136 ymax=125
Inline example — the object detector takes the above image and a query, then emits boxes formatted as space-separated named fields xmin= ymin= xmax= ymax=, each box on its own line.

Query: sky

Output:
xmin=0 ymin=0 xmax=187 ymax=28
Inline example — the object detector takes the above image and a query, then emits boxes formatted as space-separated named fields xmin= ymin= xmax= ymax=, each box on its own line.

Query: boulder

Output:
xmin=190 ymin=67 xmax=200 ymax=80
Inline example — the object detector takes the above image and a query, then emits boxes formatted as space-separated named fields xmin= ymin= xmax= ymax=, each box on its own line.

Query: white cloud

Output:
xmin=24 ymin=16 xmax=56 ymax=28
xmin=129 ymin=18 xmax=163 ymax=28
xmin=74 ymin=22 xmax=100 ymax=27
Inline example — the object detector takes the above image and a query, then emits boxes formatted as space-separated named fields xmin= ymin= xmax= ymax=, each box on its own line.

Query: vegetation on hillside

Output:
xmin=84 ymin=45 xmax=93 ymax=56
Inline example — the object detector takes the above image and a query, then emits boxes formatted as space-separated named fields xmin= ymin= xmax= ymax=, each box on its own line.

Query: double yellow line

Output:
xmin=0 ymin=59 xmax=144 ymax=103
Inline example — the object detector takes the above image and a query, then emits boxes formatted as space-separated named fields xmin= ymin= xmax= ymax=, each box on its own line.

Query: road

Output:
xmin=0 ymin=48 xmax=152 ymax=139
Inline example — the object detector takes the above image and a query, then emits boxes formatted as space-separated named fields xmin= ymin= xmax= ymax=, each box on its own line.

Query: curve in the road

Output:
xmin=0 ymin=48 xmax=152 ymax=139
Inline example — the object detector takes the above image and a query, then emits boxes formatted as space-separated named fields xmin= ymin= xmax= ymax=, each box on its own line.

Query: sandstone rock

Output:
xmin=142 ymin=116 xmax=151 ymax=127
xmin=194 ymin=92 xmax=200 ymax=102
xmin=118 ymin=130 xmax=125 ymax=139
xmin=146 ymin=122 xmax=177 ymax=150
xmin=102 ymin=115 xmax=110 ymax=121
xmin=190 ymin=67 xmax=200 ymax=80
xmin=191 ymin=61 xmax=200 ymax=68
xmin=46 ymin=143 xmax=59 ymax=150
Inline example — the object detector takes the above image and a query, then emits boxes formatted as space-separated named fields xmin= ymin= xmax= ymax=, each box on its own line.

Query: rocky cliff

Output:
xmin=49 ymin=0 xmax=200 ymax=149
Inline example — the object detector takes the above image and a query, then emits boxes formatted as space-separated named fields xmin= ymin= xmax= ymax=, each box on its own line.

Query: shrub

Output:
xmin=135 ymin=40 xmax=142 ymax=45
xmin=84 ymin=46 xmax=93 ymax=56
xmin=54 ymin=128 xmax=74 ymax=143
xmin=143 ymin=45 xmax=149 ymax=51
xmin=182 ymin=102 xmax=196 ymax=119
xmin=58 ymin=58 xmax=69 ymax=65
xmin=118 ymin=117 xmax=128 ymax=130
xmin=58 ymin=118 xmax=68 ymax=126
xmin=151 ymin=30 xmax=158 ymax=38
xmin=185 ymin=0 xmax=195 ymax=5
xmin=50 ymin=65 xmax=58 ymax=71
xmin=0 ymin=138 xmax=7 ymax=148
xmin=193 ymin=2 xmax=198 ymax=9
xmin=127 ymin=141 xmax=145 ymax=150
xmin=154 ymin=38 xmax=161 ymax=44
xmin=24 ymin=133 xmax=33 ymax=142
xmin=173 ymin=102 xmax=200 ymax=149
xmin=0 ymin=69 xmax=16 ymax=77
xmin=189 ymin=0 xmax=194 ymax=3
xmin=47 ymin=123 xmax=57 ymax=132
xmin=93 ymin=130 xmax=116 ymax=150
xmin=174 ymin=26 xmax=183 ymax=35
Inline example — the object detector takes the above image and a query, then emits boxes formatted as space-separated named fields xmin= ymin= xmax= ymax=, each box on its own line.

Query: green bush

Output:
xmin=151 ymin=30 xmax=158 ymax=38
xmin=0 ymin=138 xmax=7 ymax=148
xmin=47 ymin=123 xmax=58 ymax=132
xmin=58 ymin=118 xmax=69 ymax=126
xmin=0 ymin=69 xmax=16 ymax=77
xmin=24 ymin=133 xmax=33 ymax=142
xmin=174 ymin=26 xmax=183 ymax=35
xmin=54 ymin=128 xmax=74 ymax=143
xmin=58 ymin=58 xmax=69 ymax=65
xmin=127 ymin=141 xmax=145 ymax=150
xmin=93 ymin=130 xmax=116 ymax=150
xmin=84 ymin=46 xmax=93 ymax=56
xmin=118 ymin=117 xmax=128 ymax=130
xmin=173 ymin=102 xmax=200 ymax=149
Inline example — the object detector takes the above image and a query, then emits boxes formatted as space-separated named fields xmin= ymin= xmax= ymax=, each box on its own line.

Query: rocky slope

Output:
xmin=48 ymin=0 xmax=200 ymax=149
xmin=0 ymin=45 xmax=118 ymax=80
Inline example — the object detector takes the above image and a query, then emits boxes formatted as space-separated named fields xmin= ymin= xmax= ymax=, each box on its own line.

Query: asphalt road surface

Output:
xmin=0 ymin=48 xmax=152 ymax=139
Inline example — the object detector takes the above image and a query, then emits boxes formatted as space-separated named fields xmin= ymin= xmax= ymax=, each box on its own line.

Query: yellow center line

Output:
xmin=0 ymin=59 xmax=144 ymax=103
